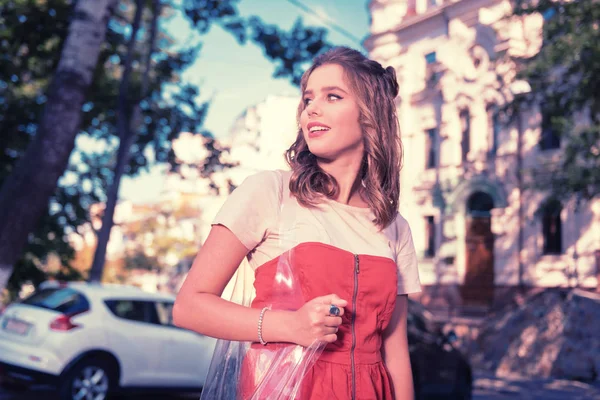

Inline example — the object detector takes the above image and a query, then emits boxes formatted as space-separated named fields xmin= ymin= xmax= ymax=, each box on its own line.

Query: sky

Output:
xmin=120 ymin=0 xmax=371 ymax=203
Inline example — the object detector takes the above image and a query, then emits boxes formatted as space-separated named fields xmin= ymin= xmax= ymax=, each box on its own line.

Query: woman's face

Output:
xmin=300 ymin=64 xmax=363 ymax=162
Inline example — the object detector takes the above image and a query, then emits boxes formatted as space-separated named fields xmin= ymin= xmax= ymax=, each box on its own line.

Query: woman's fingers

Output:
xmin=324 ymin=316 xmax=343 ymax=327
xmin=322 ymin=333 xmax=338 ymax=343
xmin=325 ymin=304 xmax=345 ymax=317
xmin=318 ymin=325 xmax=338 ymax=334
xmin=316 ymin=294 xmax=348 ymax=309
xmin=311 ymin=295 xmax=347 ymax=317
xmin=295 ymin=294 xmax=349 ymax=346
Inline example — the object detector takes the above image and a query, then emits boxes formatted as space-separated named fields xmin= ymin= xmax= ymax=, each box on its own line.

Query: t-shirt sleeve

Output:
xmin=211 ymin=170 xmax=281 ymax=251
xmin=394 ymin=215 xmax=422 ymax=295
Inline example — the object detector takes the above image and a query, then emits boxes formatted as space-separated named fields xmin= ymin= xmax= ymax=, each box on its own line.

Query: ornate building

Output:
xmin=365 ymin=0 xmax=600 ymax=310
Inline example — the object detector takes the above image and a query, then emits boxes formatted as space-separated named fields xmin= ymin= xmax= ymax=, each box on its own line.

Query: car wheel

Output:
xmin=453 ymin=370 xmax=472 ymax=400
xmin=59 ymin=357 xmax=116 ymax=400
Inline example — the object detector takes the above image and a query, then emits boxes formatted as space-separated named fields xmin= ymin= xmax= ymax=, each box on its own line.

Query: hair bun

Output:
xmin=384 ymin=66 xmax=399 ymax=98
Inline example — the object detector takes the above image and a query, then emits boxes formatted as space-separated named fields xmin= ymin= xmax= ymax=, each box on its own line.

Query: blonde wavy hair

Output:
xmin=285 ymin=47 xmax=403 ymax=230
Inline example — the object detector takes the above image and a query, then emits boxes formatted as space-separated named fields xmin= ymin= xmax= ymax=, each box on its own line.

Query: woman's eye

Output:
xmin=303 ymin=98 xmax=312 ymax=106
xmin=328 ymin=94 xmax=341 ymax=101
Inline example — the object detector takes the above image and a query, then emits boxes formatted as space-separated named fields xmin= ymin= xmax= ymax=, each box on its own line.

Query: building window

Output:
xmin=487 ymin=105 xmax=500 ymax=156
xmin=425 ymin=216 xmax=435 ymax=258
xmin=425 ymin=52 xmax=440 ymax=86
xmin=425 ymin=52 xmax=437 ymax=64
xmin=541 ymin=199 xmax=562 ymax=255
xmin=460 ymin=109 xmax=471 ymax=161
xmin=467 ymin=191 xmax=494 ymax=217
xmin=539 ymin=107 xmax=560 ymax=150
xmin=425 ymin=128 xmax=437 ymax=169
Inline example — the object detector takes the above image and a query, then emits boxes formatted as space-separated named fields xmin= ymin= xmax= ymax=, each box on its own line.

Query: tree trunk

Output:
xmin=88 ymin=0 xmax=150 ymax=282
xmin=0 ymin=0 xmax=118 ymax=291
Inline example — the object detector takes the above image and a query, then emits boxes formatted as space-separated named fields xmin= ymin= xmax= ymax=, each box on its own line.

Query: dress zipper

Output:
xmin=351 ymin=254 xmax=360 ymax=400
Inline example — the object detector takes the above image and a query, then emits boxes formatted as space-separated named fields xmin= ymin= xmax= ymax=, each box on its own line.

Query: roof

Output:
xmin=39 ymin=280 xmax=176 ymax=302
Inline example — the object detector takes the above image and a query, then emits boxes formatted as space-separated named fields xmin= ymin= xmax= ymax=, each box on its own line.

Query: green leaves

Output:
xmin=246 ymin=17 xmax=331 ymax=85
xmin=515 ymin=0 xmax=600 ymax=201
xmin=181 ymin=0 xmax=331 ymax=86
xmin=183 ymin=0 xmax=240 ymax=33
xmin=1 ymin=0 xmax=334 ymax=297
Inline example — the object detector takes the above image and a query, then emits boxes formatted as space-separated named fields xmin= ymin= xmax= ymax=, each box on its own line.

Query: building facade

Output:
xmin=366 ymin=0 xmax=599 ymax=309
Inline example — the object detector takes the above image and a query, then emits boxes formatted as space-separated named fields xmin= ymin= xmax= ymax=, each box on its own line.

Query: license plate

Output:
xmin=2 ymin=318 xmax=31 ymax=335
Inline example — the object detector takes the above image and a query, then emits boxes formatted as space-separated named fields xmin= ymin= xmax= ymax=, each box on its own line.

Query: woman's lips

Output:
xmin=306 ymin=121 xmax=331 ymax=139
xmin=308 ymin=129 xmax=329 ymax=139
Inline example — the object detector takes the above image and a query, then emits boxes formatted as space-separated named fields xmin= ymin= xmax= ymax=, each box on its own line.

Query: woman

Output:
xmin=173 ymin=46 xmax=421 ymax=399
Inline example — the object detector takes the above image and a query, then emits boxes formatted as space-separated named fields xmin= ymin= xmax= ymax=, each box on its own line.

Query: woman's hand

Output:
xmin=289 ymin=294 xmax=348 ymax=347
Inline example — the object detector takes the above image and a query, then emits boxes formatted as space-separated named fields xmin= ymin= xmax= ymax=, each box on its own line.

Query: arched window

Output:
xmin=467 ymin=191 xmax=494 ymax=217
xmin=541 ymin=199 xmax=562 ymax=254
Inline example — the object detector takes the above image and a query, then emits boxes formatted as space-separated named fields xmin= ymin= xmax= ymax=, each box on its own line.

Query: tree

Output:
xmin=514 ymin=0 xmax=600 ymax=202
xmin=183 ymin=1 xmax=332 ymax=85
xmin=122 ymin=205 xmax=200 ymax=273
xmin=0 ymin=0 xmax=101 ymax=301
xmin=0 ymin=0 xmax=334 ymax=294
xmin=89 ymin=0 xmax=234 ymax=282
xmin=0 ymin=0 xmax=207 ymax=295
xmin=88 ymin=0 xmax=151 ymax=282
xmin=0 ymin=0 xmax=232 ymax=293
xmin=0 ymin=0 xmax=119 ymax=291
xmin=88 ymin=0 xmax=333 ymax=282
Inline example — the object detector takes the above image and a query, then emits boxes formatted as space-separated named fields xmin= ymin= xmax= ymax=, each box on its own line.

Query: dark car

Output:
xmin=408 ymin=300 xmax=473 ymax=400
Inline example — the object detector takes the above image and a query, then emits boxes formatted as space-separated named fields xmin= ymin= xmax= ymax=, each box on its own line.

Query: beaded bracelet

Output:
xmin=258 ymin=306 xmax=270 ymax=345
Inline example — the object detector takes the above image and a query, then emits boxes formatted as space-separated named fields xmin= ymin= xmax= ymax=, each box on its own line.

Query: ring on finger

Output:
xmin=329 ymin=304 xmax=340 ymax=316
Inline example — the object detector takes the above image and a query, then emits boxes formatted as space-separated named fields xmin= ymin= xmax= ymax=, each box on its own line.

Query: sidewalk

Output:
xmin=473 ymin=370 xmax=600 ymax=400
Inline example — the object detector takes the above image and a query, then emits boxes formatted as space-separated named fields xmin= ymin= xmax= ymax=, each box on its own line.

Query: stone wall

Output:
xmin=442 ymin=288 xmax=600 ymax=382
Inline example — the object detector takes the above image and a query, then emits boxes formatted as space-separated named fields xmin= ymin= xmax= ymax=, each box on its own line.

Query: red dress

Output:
xmin=239 ymin=242 xmax=398 ymax=400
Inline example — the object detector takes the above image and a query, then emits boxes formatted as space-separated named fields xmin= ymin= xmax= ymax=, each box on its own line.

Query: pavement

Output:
xmin=1 ymin=372 xmax=599 ymax=399
xmin=472 ymin=370 xmax=600 ymax=400
xmin=0 ymin=386 xmax=199 ymax=399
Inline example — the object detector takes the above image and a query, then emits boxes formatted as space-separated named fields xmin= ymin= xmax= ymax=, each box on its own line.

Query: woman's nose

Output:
xmin=306 ymin=100 xmax=321 ymax=116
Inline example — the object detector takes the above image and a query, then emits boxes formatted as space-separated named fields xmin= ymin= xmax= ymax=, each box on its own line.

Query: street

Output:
xmin=2 ymin=372 xmax=600 ymax=400
xmin=472 ymin=371 xmax=600 ymax=400
xmin=0 ymin=386 xmax=199 ymax=400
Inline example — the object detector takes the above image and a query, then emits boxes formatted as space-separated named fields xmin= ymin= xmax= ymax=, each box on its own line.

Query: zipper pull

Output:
xmin=354 ymin=254 xmax=359 ymax=274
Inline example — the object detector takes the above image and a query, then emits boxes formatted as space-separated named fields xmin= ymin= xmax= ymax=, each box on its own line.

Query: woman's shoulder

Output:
xmin=238 ymin=169 xmax=285 ymax=190
xmin=393 ymin=212 xmax=410 ymax=229
xmin=235 ymin=169 xmax=292 ymax=202
xmin=277 ymin=169 xmax=292 ymax=184
xmin=243 ymin=169 xmax=282 ymax=183
xmin=247 ymin=169 xmax=291 ymax=180
xmin=385 ymin=211 xmax=412 ymax=241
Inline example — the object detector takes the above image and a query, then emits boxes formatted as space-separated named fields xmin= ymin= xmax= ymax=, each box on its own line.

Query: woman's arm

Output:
xmin=382 ymin=295 xmax=415 ymax=400
xmin=173 ymin=224 xmax=346 ymax=346
xmin=173 ymin=224 xmax=295 ymax=343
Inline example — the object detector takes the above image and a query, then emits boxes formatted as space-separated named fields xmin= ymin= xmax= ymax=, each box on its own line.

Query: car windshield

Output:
xmin=21 ymin=288 xmax=89 ymax=314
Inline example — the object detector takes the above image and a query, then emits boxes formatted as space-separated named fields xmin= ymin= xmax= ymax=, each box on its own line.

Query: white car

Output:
xmin=0 ymin=281 xmax=216 ymax=399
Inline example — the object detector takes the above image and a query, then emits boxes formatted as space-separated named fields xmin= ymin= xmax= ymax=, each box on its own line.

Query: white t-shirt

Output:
xmin=212 ymin=170 xmax=421 ymax=295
